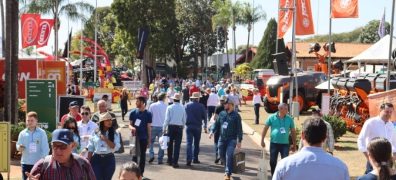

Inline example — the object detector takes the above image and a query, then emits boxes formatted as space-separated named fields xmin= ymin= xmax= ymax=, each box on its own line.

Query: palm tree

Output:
xmin=239 ymin=2 xmax=266 ymax=63
xmin=28 ymin=0 xmax=93 ymax=59
xmin=231 ymin=1 xmax=242 ymax=68
xmin=212 ymin=0 xmax=232 ymax=66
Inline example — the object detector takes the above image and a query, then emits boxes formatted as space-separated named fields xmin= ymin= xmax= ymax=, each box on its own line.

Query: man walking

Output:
xmin=273 ymin=118 xmax=349 ymax=180
xmin=27 ymin=129 xmax=96 ymax=180
xmin=163 ymin=93 xmax=186 ymax=168
xmin=210 ymin=95 xmax=227 ymax=164
xmin=358 ymin=102 xmax=396 ymax=174
xmin=60 ymin=101 xmax=82 ymax=126
xmin=209 ymin=98 xmax=243 ymax=180
xmin=129 ymin=96 xmax=152 ymax=177
xmin=185 ymin=92 xmax=207 ymax=166
xmin=148 ymin=93 xmax=167 ymax=164
xmin=17 ymin=112 xmax=50 ymax=180
xmin=260 ymin=103 xmax=296 ymax=175
xmin=207 ymin=88 xmax=220 ymax=122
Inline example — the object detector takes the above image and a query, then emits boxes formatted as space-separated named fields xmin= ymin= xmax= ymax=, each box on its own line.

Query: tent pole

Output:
xmin=387 ymin=0 xmax=395 ymax=91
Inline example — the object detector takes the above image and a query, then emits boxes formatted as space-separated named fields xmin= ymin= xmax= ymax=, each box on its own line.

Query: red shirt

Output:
xmin=189 ymin=85 xmax=200 ymax=96
xmin=60 ymin=113 xmax=82 ymax=125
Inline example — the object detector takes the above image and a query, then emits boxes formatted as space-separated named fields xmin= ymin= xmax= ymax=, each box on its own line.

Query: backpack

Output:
xmin=41 ymin=154 xmax=88 ymax=180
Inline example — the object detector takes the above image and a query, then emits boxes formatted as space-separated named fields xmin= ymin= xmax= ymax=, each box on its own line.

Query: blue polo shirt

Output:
xmin=265 ymin=112 xmax=295 ymax=144
xmin=129 ymin=109 xmax=152 ymax=140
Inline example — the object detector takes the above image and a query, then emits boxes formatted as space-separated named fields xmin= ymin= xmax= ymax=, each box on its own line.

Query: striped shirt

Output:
xmin=30 ymin=155 xmax=96 ymax=180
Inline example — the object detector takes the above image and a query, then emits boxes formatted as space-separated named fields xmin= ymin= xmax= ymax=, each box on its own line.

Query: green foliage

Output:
xmin=238 ymin=2 xmax=266 ymax=31
xmin=11 ymin=122 xmax=25 ymax=141
xmin=302 ymin=28 xmax=362 ymax=43
xmin=251 ymin=18 xmax=277 ymax=69
xmin=359 ymin=20 xmax=391 ymax=43
xmin=322 ymin=115 xmax=347 ymax=140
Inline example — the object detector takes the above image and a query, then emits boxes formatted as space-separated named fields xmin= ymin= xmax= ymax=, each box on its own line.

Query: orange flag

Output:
xmin=278 ymin=0 xmax=293 ymax=39
xmin=331 ymin=0 xmax=359 ymax=18
xmin=296 ymin=0 xmax=314 ymax=35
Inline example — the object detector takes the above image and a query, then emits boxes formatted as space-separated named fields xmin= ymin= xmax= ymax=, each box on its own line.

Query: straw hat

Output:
xmin=190 ymin=92 xmax=202 ymax=99
xmin=99 ymin=112 xmax=113 ymax=123
xmin=171 ymin=93 xmax=181 ymax=100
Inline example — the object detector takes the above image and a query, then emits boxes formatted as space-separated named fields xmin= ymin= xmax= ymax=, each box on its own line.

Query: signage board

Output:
xmin=26 ymin=79 xmax=57 ymax=131
xmin=0 ymin=122 xmax=10 ymax=172
xmin=122 ymin=81 xmax=142 ymax=91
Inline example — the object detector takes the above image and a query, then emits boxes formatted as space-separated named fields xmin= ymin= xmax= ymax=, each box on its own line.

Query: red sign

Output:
xmin=21 ymin=14 xmax=40 ymax=48
xmin=0 ymin=60 xmax=38 ymax=99
xmin=278 ymin=0 xmax=293 ymax=39
xmin=296 ymin=0 xmax=315 ymax=35
xmin=331 ymin=0 xmax=359 ymax=18
xmin=36 ymin=19 xmax=55 ymax=48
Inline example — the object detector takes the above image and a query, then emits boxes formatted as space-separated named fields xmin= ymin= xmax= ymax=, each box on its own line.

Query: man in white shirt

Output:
xmin=167 ymin=84 xmax=176 ymax=105
xmin=148 ymin=92 xmax=167 ymax=164
xmin=252 ymin=88 xmax=262 ymax=124
xmin=78 ymin=105 xmax=98 ymax=157
xmin=207 ymin=88 xmax=220 ymax=122
xmin=357 ymin=102 xmax=396 ymax=174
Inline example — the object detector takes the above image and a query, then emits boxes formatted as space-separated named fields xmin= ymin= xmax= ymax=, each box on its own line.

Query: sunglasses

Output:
xmin=52 ymin=143 xmax=68 ymax=150
xmin=81 ymin=112 xmax=90 ymax=116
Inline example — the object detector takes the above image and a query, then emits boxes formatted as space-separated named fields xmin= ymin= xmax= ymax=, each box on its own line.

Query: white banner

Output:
xmin=123 ymin=81 xmax=142 ymax=91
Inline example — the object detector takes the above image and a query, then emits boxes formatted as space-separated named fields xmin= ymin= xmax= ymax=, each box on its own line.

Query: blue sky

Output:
xmin=31 ymin=0 xmax=395 ymax=54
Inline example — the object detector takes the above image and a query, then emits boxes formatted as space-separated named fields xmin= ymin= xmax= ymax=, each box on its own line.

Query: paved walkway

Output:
xmin=2 ymin=104 xmax=270 ymax=180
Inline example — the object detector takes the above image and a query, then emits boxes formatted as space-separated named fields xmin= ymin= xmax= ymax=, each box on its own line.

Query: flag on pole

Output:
xmin=36 ymin=19 xmax=55 ymax=48
xmin=296 ymin=0 xmax=315 ymax=35
xmin=378 ymin=9 xmax=386 ymax=38
xmin=277 ymin=0 xmax=293 ymax=39
xmin=21 ymin=14 xmax=41 ymax=48
xmin=331 ymin=0 xmax=359 ymax=18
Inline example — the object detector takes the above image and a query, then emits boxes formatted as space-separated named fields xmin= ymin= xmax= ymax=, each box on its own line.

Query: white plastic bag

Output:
xmin=129 ymin=135 xmax=136 ymax=156
xmin=159 ymin=135 xmax=169 ymax=150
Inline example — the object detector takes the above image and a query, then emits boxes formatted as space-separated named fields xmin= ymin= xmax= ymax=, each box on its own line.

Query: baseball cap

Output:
xmin=69 ymin=101 xmax=79 ymax=108
xmin=51 ymin=129 xmax=74 ymax=145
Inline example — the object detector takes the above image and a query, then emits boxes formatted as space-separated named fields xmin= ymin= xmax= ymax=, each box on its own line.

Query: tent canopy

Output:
xmin=345 ymin=35 xmax=396 ymax=64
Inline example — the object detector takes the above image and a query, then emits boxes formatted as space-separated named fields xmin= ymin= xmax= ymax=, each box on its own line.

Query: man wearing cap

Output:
xmin=88 ymin=112 xmax=121 ymax=180
xmin=17 ymin=111 xmax=50 ymax=180
xmin=185 ymin=92 xmax=207 ymax=166
xmin=27 ymin=129 xmax=96 ymax=180
xmin=209 ymin=95 xmax=227 ymax=164
xmin=207 ymin=88 xmax=220 ymax=123
xmin=148 ymin=93 xmax=167 ymax=164
xmin=209 ymin=98 xmax=243 ymax=180
xmin=163 ymin=93 xmax=187 ymax=168
xmin=60 ymin=101 xmax=82 ymax=126
xmin=129 ymin=96 xmax=152 ymax=177
xmin=261 ymin=103 xmax=297 ymax=176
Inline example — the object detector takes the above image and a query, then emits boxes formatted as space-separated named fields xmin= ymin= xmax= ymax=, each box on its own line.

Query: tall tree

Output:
xmin=231 ymin=1 xmax=242 ymax=68
xmin=212 ymin=0 xmax=232 ymax=65
xmin=0 ymin=0 xmax=4 ymax=57
xmin=28 ymin=0 xmax=93 ymax=58
xmin=112 ymin=0 xmax=177 ymax=84
xmin=251 ymin=18 xmax=277 ymax=69
xmin=359 ymin=20 xmax=391 ymax=43
xmin=239 ymin=2 xmax=265 ymax=63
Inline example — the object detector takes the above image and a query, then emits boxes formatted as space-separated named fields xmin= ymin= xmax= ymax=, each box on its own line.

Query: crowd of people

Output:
xmin=13 ymin=75 xmax=396 ymax=180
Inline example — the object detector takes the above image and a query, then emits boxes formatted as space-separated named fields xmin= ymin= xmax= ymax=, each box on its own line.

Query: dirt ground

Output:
xmin=239 ymin=102 xmax=365 ymax=179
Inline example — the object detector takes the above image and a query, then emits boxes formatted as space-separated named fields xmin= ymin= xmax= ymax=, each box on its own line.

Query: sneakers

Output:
xmin=186 ymin=161 xmax=192 ymax=166
xmin=224 ymin=174 xmax=231 ymax=180
xmin=148 ymin=157 xmax=154 ymax=163
xmin=173 ymin=163 xmax=180 ymax=168
xmin=193 ymin=160 xmax=201 ymax=164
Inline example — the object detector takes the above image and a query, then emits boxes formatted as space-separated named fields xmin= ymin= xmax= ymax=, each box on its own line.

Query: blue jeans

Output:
xmin=365 ymin=160 xmax=373 ymax=174
xmin=269 ymin=142 xmax=289 ymax=175
xmin=207 ymin=106 xmax=216 ymax=121
xmin=167 ymin=125 xmax=183 ymax=165
xmin=186 ymin=126 xmax=202 ymax=162
xmin=149 ymin=126 xmax=164 ymax=162
xmin=218 ymin=138 xmax=237 ymax=176
xmin=21 ymin=164 xmax=34 ymax=180
xmin=91 ymin=153 xmax=116 ymax=180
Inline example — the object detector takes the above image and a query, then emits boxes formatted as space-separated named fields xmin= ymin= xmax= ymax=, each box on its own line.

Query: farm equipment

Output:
xmin=329 ymin=73 xmax=396 ymax=134
xmin=263 ymin=71 xmax=326 ymax=113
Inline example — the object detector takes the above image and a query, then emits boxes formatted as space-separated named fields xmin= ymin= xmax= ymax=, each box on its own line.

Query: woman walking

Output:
xmin=120 ymin=88 xmax=131 ymax=121
xmin=87 ymin=112 xmax=121 ymax=180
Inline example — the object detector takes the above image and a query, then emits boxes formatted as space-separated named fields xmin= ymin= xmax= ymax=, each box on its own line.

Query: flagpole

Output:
xmin=327 ymin=0 xmax=332 ymax=94
xmin=94 ymin=0 xmax=98 ymax=85
xmin=66 ymin=0 xmax=70 ymax=94
xmin=80 ymin=1 xmax=84 ymax=95
xmin=275 ymin=0 xmax=280 ymax=53
xmin=387 ymin=0 xmax=395 ymax=91
xmin=289 ymin=0 xmax=297 ymax=112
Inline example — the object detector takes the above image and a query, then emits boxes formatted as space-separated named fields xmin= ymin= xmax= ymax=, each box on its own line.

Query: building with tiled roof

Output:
xmin=287 ymin=42 xmax=371 ymax=70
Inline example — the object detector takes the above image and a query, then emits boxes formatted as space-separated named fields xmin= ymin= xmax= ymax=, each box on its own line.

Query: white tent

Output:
xmin=345 ymin=35 xmax=396 ymax=64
